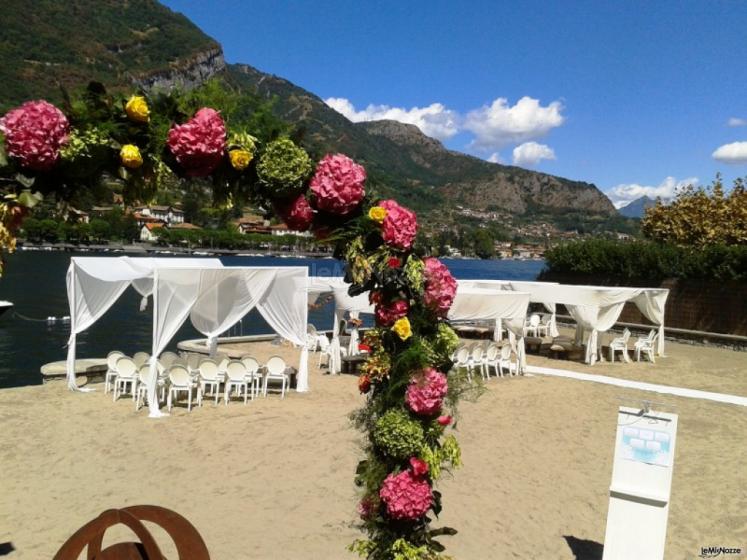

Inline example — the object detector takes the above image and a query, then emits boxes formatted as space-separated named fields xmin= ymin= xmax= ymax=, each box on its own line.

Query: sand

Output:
xmin=1 ymin=339 xmax=746 ymax=559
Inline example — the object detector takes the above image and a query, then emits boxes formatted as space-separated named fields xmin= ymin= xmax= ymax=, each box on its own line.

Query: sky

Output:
xmin=162 ymin=0 xmax=747 ymax=208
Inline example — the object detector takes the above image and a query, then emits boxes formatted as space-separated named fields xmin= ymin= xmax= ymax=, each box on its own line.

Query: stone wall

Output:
xmin=541 ymin=273 xmax=747 ymax=336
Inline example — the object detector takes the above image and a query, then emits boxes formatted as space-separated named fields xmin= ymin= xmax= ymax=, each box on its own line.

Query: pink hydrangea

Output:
xmin=0 ymin=100 xmax=69 ymax=171
xmin=375 ymin=299 xmax=409 ymax=327
xmin=379 ymin=470 xmax=433 ymax=521
xmin=167 ymin=108 xmax=226 ymax=177
xmin=405 ymin=368 xmax=448 ymax=416
xmin=423 ymin=257 xmax=457 ymax=317
xmin=310 ymin=153 xmax=366 ymax=215
xmin=275 ymin=194 xmax=313 ymax=231
xmin=409 ymin=457 xmax=429 ymax=478
xmin=379 ymin=199 xmax=417 ymax=250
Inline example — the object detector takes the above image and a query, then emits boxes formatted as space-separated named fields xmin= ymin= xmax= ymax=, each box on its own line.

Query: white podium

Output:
xmin=602 ymin=406 xmax=678 ymax=560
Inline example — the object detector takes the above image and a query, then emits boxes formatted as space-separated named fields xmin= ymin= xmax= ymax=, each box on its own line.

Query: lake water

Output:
xmin=0 ymin=250 xmax=543 ymax=388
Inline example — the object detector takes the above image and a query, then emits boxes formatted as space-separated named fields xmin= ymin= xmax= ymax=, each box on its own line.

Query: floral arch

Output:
xmin=0 ymin=84 xmax=470 ymax=560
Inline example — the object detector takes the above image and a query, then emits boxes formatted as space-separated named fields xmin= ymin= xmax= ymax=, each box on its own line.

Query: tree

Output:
xmin=471 ymin=229 xmax=495 ymax=259
xmin=641 ymin=174 xmax=747 ymax=246
xmin=89 ymin=219 xmax=111 ymax=242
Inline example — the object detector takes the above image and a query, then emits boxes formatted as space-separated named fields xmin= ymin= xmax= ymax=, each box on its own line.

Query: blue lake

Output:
xmin=0 ymin=251 xmax=543 ymax=388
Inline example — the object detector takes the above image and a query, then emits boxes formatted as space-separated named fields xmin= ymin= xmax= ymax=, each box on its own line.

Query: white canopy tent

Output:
xmin=461 ymin=279 xmax=669 ymax=365
xmin=66 ymin=258 xmax=309 ymax=416
xmin=449 ymin=286 xmax=531 ymax=372
xmin=307 ymin=277 xmax=532 ymax=373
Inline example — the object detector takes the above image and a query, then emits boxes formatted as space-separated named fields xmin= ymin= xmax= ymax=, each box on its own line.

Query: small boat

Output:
xmin=0 ymin=300 xmax=13 ymax=318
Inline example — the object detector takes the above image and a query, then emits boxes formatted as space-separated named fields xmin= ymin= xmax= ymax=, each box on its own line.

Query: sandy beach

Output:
xmin=1 ymin=339 xmax=746 ymax=559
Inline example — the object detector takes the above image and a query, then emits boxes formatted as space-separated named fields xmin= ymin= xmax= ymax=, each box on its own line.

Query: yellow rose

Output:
xmin=229 ymin=149 xmax=253 ymax=171
xmin=391 ymin=317 xmax=412 ymax=341
xmin=368 ymin=206 xmax=387 ymax=223
xmin=120 ymin=144 xmax=143 ymax=169
xmin=125 ymin=95 xmax=150 ymax=123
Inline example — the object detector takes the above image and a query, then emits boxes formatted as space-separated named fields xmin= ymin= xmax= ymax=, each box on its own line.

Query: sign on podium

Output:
xmin=602 ymin=406 xmax=678 ymax=560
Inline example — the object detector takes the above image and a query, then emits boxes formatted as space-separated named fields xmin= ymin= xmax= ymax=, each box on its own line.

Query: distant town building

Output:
xmin=139 ymin=223 xmax=163 ymax=242
xmin=134 ymin=205 xmax=184 ymax=225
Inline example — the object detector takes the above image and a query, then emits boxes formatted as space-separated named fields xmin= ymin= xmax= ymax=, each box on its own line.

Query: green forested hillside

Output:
xmin=0 ymin=0 xmax=218 ymax=112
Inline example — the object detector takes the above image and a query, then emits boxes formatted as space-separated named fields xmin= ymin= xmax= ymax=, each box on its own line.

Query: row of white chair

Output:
xmin=451 ymin=343 xmax=517 ymax=382
xmin=106 ymin=351 xmax=291 ymax=412
xmin=524 ymin=313 xmax=551 ymax=337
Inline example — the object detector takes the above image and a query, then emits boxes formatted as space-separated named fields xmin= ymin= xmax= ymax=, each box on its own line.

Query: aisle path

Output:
xmin=526 ymin=365 xmax=747 ymax=407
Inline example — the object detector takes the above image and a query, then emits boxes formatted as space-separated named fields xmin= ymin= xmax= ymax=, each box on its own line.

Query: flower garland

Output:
xmin=0 ymin=83 xmax=470 ymax=559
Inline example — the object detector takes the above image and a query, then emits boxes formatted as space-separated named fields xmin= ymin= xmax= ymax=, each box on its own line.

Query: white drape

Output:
xmin=565 ymin=302 xmax=627 ymax=365
xmin=189 ymin=269 xmax=277 ymax=356
xmin=255 ymin=268 xmax=309 ymax=391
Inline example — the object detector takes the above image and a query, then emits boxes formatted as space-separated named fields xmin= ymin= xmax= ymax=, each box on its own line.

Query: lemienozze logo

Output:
xmin=698 ymin=546 xmax=743 ymax=558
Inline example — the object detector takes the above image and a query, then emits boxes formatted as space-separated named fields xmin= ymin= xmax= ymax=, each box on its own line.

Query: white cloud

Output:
xmin=727 ymin=117 xmax=747 ymax=127
xmin=324 ymin=97 xmax=459 ymax=141
xmin=487 ymin=152 xmax=504 ymax=164
xmin=712 ymin=141 xmax=747 ymax=164
xmin=605 ymin=176 xmax=698 ymax=209
xmin=512 ymin=142 xmax=556 ymax=167
xmin=463 ymin=96 xmax=564 ymax=150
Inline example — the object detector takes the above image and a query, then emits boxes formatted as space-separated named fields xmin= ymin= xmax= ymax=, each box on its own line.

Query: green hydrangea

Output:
xmin=404 ymin=256 xmax=425 ymax=294
xmin=420 ymin=435 xmax=462 ymax=480
xmin=434 ymin=323 xmax=459 ymax=356
xmin=227 ymin=130 xmax=258 ymax=154
xmin=60 ymin=127 xmax=109 ymax=162
xmin=256 ymin=136 xmax=312 ymax=196
xmin=373 ymin=409 xmax=425 ymax=460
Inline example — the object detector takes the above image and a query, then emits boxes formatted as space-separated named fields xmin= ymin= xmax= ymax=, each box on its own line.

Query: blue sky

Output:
xmin=162 ymin=0 xmax=747 ymax=207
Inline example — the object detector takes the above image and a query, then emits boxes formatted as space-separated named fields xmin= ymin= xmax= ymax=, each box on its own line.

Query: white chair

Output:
xmin=197 ymin=359 xmax=221 ymax=406
xmin=264 ymin=355 xmax=289 ymax=398
xmin=307 ymin=324 xmax=320 ymax=351
xmin=135 ymin=365 xmax=162 ymax=411
xmin=224 ymin=361 xmax=250 ymax=405
xmin=484 ymin=344 xmax=500 ymax=378
xmin=609 ymin=328 xmax=631 ymax=363
xmin=241 ymin=356 xmax=262 ymax=399
xmin=634 ymin=329 xmax=658 ymax=363
xmin=113 ymin=356 xmax=137 ymax=402
xmin=526 ymin=314 xmax=541 ymax=337
xmin=537 ymin=314 xmax=550 ymax=337
xmin=453 ymin=346 xmax=472 ymax=381
xmin=104 ymin=351 xmax=124 ymax=394
xmin=186 ymin=353 xmax=203 ymax=378
xmin=318 ymin=336 xmax=334 ymax=368
xmin=497 ymin=345 xmax=514 ymax=376
xmin=469 ymin=345 xmax=487 ymax=380
xmin=132 ymin=352 xmax=150 ymax=367
xmin=159 ymin=351 xmax=179 ymax=369
xmin=167 ymin=365 xmax=194 ymax=412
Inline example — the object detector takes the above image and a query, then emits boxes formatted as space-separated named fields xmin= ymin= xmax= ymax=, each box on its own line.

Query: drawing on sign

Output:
xmin=621 ymin=426 xmax=671 ymax=467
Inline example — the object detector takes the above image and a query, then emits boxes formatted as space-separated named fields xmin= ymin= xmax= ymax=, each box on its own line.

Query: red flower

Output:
xmin=369 ymin=291 xmax=382 ymax=305
xmin=409 ymin=457 xmax=429 ymax=478
xmin=405 ymin=368 xmax=448 ymax=416
xmin=275 ymin=194 xmax=313 ymax=231
xmin=309 ymin=153 xmax=366 ymax=215
xmin=379 ymin=470 xmax=433 ymax=521
xmin=379 ymin=199 xmax=417 ymax=250
xmin=423 ymin=257 xmax=458 ymax=317
xmin=358 ymin=343 xmax=371 ymax=353
xmin=374 ymin=300 xmax=409 ymax=327
xmin=0 ymin=100 xmax=69 ymax=171
xmin=167 ymin=107 xmax=226 ymax=177
xmin=387 ymin=257 xmax=401 ymax=268
xmin=358 ymin=374 xmax=371 ymax=394
xmin=437 ymin=415 xmax=452 ymax=426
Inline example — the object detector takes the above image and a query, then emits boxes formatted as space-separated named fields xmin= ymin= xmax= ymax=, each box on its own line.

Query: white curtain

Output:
xmin=65 ymin=261 xmax=133 ymax=391
xmin=189 ymin=269 xmax=276 ymax=355
xmin=631 ymin=290 xmax=669 ymax=356
xmin=256 ymin=269 xmax=309 ymax=391
xmin=565 ymin=302 xmax=627 ymax=365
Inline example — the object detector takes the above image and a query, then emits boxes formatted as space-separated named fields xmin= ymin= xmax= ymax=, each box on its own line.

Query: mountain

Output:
xmin=0 ymin=0 xmax=224 ymax=112
xmin=1 ymin=0 xmax=618 ymax=232
xmin=618 ymin=196 xmax=657 ymax=219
